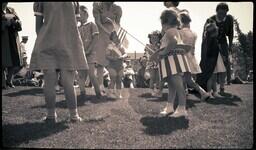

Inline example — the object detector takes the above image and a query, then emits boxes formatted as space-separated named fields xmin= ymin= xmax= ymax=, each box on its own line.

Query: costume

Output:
xmin=158 ymin=28 xmax=191 ymax=80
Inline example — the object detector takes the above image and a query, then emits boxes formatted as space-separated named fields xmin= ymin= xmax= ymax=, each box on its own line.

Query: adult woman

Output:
xmin=92 ymin=2 xmax=122 ymax=91
xmin=2 ymin=2 xmax=22 ymax=89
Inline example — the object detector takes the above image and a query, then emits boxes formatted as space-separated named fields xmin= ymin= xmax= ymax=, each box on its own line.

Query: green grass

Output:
xmin=2 ymin=84 xmax=254 ymax=149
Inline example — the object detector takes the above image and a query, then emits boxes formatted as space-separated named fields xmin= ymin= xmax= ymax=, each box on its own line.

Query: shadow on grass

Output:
xmin=2 ymin=121 xmax=68 ymax=147
xmin=3 ymin=88 xmax=44 ymax=97
xmin=138 ymin=92 xmax=155 ymax=98
xmin=140 ymin=116 xmax=189 ymax=136
xmin=205 ymin=92 xmax=242 ymax=106
xmin=31 ymin=94 xmax=116 ymax=109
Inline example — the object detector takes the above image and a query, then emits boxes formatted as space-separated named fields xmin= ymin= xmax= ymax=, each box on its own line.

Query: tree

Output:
xmin=232 ymin=19 xmax=253 ymax=80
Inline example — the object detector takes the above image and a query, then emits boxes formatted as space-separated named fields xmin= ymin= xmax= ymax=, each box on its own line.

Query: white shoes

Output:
xmin=171 ymin=109 xmax=188 ymax=118
xmin=160 ymin=103 xmax=174 ymax=116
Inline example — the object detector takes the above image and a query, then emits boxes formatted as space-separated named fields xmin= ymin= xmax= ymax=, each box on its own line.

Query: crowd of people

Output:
xmin=2 ymin=2 xmax=235 ymax=123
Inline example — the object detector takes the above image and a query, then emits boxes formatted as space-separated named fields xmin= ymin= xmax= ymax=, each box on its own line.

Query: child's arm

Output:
xmin=87 ymin=34 xmax=99 ymax=55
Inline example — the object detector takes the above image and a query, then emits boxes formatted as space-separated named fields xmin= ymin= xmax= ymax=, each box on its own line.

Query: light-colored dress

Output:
xmin=213 ymin=52 xmax=226 ymax=73
xmin=30 ymin=2 xmax=88 ymax=70
xmin=79 ymin=22 xmax=99 ymax=64
xmin=179 ymin=28 xmax=202 ymax=74
xmin=92 ymin=2 xmax=122 ymax=66
xmin=158 ymin=28 xmax=191 ymax=79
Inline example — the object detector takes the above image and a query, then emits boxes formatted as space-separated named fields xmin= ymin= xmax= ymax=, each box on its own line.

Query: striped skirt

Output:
xmin=159 ymin=54 xmax=191 ymax=80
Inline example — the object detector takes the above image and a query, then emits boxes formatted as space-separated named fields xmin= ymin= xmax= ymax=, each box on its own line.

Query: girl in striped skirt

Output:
xmin=158 ymin=9 xmax=191 ymax=117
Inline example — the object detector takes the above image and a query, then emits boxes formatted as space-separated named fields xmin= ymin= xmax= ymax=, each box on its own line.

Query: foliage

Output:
xmin=231 ymin=19 xmax=253 ymax=80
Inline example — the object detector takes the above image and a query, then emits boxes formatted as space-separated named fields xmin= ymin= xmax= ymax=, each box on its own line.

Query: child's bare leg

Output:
xmin=184 ymin=72 xmax=209 ymax=100
xmin=88 ymin=63 xmax=101 ymax=96
xmin=149 ymin=69 xmax=155 ymax=89
xmin=43 ymin=69 xmax=58 ymax=119
xmin=60 ymin=70 xmax=80 ymax=119
xmin=77 ymin=70 xmax=88 ymax=95
xmin=170 ymin=74 xmax=187 ymax=116
xmin=96 ymin=65 xmax=104 ymax=89
xmin=160 ymin=77 xmax=175 ymax=115
xmin=116 ymin=69 xmax=123 ymax=98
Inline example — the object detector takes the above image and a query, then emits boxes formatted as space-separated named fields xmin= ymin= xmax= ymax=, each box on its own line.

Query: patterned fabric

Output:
xmin=158 ymin=54 xmax=191 ymax=80
xmin=158 ymin=27 xmax=191 ymax=79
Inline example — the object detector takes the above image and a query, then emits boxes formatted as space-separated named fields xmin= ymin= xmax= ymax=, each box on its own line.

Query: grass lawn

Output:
xmin=2 ymin=84 xmax=254 ymax=149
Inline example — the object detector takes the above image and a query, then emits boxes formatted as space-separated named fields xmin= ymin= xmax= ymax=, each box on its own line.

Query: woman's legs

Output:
xmin=43 ymin=69 xmax=58 ymax=119
xmin=60 ymin=70 xmax=81 ymax=119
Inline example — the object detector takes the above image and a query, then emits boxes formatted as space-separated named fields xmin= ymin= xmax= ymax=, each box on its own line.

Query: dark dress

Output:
xmin=196 ymin=35 xmax=220 ymax=91
xmin=204 ymin=15 xmax=234 ymax=83
xmin=2 ymin=7 xmax=22 ymax=67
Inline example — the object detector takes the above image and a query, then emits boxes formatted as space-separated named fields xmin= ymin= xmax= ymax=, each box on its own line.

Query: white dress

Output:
xmin=213 ymin=52 xmax=226 ymax=73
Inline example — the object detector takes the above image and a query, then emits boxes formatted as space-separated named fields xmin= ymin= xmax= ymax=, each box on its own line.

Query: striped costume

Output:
xmin=158 ymin=28 xmax=191 ymax=80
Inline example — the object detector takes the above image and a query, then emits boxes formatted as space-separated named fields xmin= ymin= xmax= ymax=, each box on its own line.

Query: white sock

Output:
xmin=69 ymin=109 xmax=79 ymax=118
xmin=47 ymin=108 xmax=57 ymax=118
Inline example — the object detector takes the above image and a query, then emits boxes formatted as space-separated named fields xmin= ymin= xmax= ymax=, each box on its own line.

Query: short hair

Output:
xmin=160 ymin=9 xmax=180 ymax=26
xmin=179 ymin=9 xmax=191 ymax=24
xmin=216 ymin=3 xmax=229 ymax=12
xmin=79 ymin=5 xmax=88 ymax=13
xmin=164 ymin=1 xmax=179 ymax=7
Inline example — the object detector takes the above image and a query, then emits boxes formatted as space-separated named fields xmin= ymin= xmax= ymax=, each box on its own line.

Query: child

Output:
xmin=30 ymin=2 xmax=88 ymax=123
xmin=144 ymin=30 xmax=163 ymax=97
xmin=158 ymin=9 xmax=191 ymax=117
xmin=77 ymin=5 xmax=103 ymax=99
xmin=197 ymin=22 xmax=226 ymax=98
xmin=106 ymin=31 xmax=127 ymax=99
xmin=179 ymin=10 xmax=210 ymax=101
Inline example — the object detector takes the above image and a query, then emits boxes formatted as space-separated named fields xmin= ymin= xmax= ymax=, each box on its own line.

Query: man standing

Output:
xmin=203 ymin=3 xmax=234 ymax=94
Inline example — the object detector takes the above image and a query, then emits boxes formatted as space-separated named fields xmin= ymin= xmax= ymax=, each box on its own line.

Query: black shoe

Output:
xmin=219 ymin=88 xmax=225 ymax=95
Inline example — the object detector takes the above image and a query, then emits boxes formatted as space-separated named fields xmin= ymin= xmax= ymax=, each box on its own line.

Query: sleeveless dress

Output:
xmin=158 ymin=28 xmax=191 ymax=80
